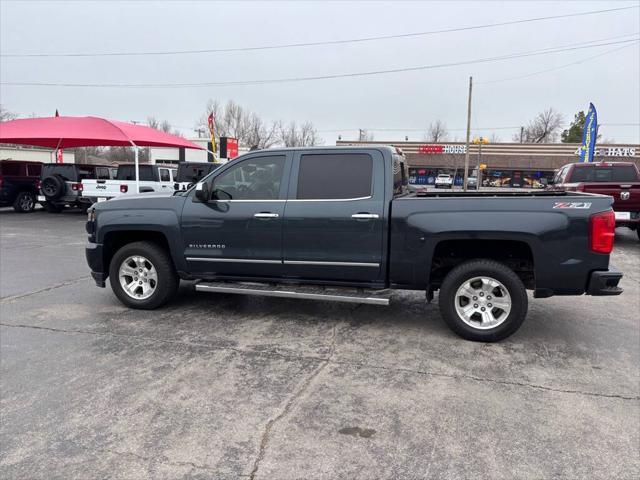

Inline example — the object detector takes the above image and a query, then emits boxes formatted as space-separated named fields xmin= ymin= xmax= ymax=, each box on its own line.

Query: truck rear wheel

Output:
xmin=109 ymin=241 xmax=178 ymax=309
xmin=438 ymin=259 xmax=528 ymax=342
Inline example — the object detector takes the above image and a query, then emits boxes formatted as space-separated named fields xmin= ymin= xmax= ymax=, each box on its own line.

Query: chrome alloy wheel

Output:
xmin=118 ymin=255 xmax=158 ymax=300
xmin=454 ymin=276 xmax=512 ymax=330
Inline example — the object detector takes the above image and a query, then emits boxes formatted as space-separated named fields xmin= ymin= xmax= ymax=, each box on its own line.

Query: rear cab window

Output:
xmin=116 ymin=165 xmax=155 ymax=181
xmin=569 ymin=165 xmax=639 ymax=183
xmin=296 ymin=153 xmax=373 ymax=200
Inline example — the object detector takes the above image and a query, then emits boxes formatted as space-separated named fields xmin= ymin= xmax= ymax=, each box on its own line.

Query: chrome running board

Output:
xmin=195 ymin=281 xmax=391 ymax=306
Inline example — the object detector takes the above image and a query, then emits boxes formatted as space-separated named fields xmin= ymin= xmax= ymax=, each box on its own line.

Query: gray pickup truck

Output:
xmin=85 ymin=146 xmax=622 ymax=341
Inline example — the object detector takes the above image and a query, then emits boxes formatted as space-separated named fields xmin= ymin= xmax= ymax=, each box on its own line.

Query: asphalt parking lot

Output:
xmin=1 ymin=207 xmax=638 ymax=479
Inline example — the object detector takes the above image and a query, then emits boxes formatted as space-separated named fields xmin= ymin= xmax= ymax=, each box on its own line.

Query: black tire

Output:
xmin=12 ymin=191 xmax=36 ymax=213
xmin=438 ymin=259 xmax=528 ymax=342
xmin=636 ymin=228 xmax=640 ymax=242
xmin=109 ymin=241 xmax=178 ymax=309
xmin=44 ymin=202 xmax=63 ymax=213
xmin=41 ymin=174 xmax=65 ymax=201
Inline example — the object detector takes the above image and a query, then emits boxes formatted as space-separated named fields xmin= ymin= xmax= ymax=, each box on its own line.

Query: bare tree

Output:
xmin=197 ymin=100 xmax=260 ymax=147
xmin=198 ymin=99 xmax=317 ymax=149
xmin=0 ymin=104 xmax=17 ymax=121
xmin=278 ymin=121 xmax=323 ymax=147
xmin=245 ymin=112 xmax=280 ymax=149
xmin=515 ymin=108 xmax=564 ymax=143
xmin=424 ymin=120 xmax=448 ymax=142
xmin=489 ymin=133 xmax=501 ymax=143
xmin=147 ymin=116 xmax=181 ymax=136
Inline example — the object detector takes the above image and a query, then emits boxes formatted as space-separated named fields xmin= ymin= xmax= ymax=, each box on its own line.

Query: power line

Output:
xmin=3 ymin=37 xmax=638 ymax=89
xmin=477 ymin=41 xmax=638 ymax=85
xmin=1 ymin=5 xmax=637 ymax=58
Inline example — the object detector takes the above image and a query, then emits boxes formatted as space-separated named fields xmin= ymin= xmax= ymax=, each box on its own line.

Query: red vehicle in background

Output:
xmin=549 ymin=161 xmax=640 ymax=240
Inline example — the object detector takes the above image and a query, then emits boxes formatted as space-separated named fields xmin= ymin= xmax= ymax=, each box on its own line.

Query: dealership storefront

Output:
xmin=336 ymin=140 xmax=640 ymax=188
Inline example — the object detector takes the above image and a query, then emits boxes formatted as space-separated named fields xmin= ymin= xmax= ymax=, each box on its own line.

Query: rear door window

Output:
xmin=296 ymin=153 xmax=373 ymax=200
xmin=26 ymin=163 xmax=42 ymax=177
xmin=1 ymin=162 xmax=23 ymax=176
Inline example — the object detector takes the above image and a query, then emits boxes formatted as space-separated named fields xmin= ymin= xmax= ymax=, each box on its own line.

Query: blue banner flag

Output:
xmin=579 ymin=103 xmax=598 ymax=163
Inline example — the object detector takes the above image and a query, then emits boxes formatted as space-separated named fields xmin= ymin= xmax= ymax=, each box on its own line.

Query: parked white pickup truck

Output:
xmin=82 ymin=164 xmax=177 ymax=203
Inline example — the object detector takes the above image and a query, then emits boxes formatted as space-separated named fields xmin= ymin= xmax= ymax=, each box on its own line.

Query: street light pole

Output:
xmin=463 ymin=76 xmax=473 ymax=192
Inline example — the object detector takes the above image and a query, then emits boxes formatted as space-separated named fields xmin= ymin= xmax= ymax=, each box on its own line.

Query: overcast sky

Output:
xmin=1 ymin=0 xmax=639 ymax=144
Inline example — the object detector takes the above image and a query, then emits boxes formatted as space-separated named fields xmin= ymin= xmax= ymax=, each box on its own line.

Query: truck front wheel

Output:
xmin=109 ymin=241 xmax=178 ymax=309
xmin=438 ymin=259 xmax=528 ymax=342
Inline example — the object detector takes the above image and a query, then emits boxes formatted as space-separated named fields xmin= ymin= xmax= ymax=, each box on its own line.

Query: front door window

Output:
xmin=212 ymin=156 xmax=285 ymax=200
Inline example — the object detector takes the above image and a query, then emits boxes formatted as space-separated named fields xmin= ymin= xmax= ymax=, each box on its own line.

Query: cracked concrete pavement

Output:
xmin=1 ymin=208 xmax=638 ymax=479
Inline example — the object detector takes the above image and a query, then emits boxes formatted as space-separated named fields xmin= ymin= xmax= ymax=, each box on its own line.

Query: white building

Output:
xmin=0 ymin=145 xmax=76 ymax=163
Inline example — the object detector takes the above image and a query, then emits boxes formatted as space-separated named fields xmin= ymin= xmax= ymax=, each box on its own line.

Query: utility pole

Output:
xmin=463 ymin=76 xmax=473 ymax=192
xmin=519 ymin=126 xmax=524 ymax=143
xmin=359 ymin=129 xmax=364 ymax=142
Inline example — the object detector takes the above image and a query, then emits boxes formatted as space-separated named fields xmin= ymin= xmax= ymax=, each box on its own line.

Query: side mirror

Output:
xmin=212 ymin=188 xmax=232 ymax=201
xmin=195 ymin=182 xmax=210 ymax=202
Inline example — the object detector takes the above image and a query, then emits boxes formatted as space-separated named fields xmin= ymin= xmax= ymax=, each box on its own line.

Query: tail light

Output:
xmin=120 ymin=184 xmax=128 ymax=193
xmin=71 ymin=183 xmax=83 ymax=191
xmin=36 ymin=180 xmax=42 ymax=189
xmin=589 ymin=210 xmax=615 ymax=254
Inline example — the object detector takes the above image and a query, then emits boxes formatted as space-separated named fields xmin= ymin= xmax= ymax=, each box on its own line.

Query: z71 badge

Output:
xmin=553 ymin=202 xmax=592 ymax=209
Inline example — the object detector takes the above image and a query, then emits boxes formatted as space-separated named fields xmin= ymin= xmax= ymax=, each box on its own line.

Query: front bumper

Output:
xmin=86 ymin=242 xmax=106 ymax=287
xmin=586 ymin=266 xmax=623 ymax=296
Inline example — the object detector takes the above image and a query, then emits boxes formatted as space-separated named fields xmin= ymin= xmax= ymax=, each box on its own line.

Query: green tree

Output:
xmin=561 ymin=111 xmax=586 ymax=143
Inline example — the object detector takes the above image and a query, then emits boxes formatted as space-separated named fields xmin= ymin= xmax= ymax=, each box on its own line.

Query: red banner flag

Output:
xmin=54 ymin=109 xmax=63 ymax=163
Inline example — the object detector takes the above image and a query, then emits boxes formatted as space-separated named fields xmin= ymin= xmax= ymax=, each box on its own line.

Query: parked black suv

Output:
xmin=0 ymin=160 xmax=42 ymax=212
xmin=39 ymin=163 xmax=114 ymax=212
xmin=174 ymin=162 xmax=222 ymax=191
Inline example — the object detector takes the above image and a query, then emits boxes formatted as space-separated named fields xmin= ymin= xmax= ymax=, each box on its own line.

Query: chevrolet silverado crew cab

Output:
xmin=86 ymin=146 xmax=623 ymax=342
xmin=549 ymin=161 xmax=640 ymax=240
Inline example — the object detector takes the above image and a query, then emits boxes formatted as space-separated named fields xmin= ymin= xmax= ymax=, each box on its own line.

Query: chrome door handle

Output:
xmin=254 ymin=213 xmax=279 ymax=218
xmin=351 ymin=213 xmax=379 ymax=219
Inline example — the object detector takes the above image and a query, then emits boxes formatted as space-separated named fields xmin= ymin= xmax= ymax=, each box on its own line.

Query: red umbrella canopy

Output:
xmin=0 ymin=116 xmax=203 ymax=149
